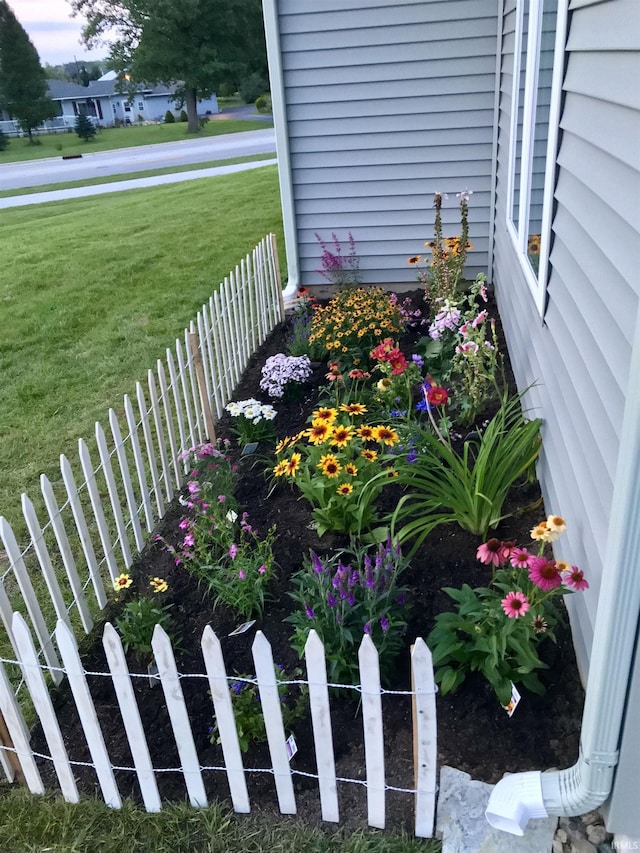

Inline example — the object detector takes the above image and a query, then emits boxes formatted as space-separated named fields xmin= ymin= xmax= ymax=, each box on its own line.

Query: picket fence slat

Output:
xmin=184 ymin=327 xmax=204 ymax=446
xmin=229 ymin=270 xmax=244 ymax=385
xmin=95 ymin=423 xmax=133 ymax=569
xmin=156 ymin=360 xmax=181 ymax=490
xmin=40 ymin=475 xmax=94 ymax=634
xmin=123 ymin=395 xmax=154 ymax=534
xmin=304 ymin=630 xmax=339 ymax=823
xmin=411 ymin=638 xmax=437 ymax=838
xmin=252 ymin=631 xmax=296 ymax=815
xmin=0 ymin=583 xmax=18 ymax=661
xmin=136 ymin=383 xmax=165 ymax=519
xmin=212 ymin=289 xmax=231 ymax=402
xmin=147 ymin=370 xmax=174 ymax=505
xmin=151 ymin=625 xmax=207 ymax=808
xmin=78 ymin=439 xmax=120 ymax=585
xmin=204 ymin=301 xmax=225 ymax=420
xmin=102 ymin=623 xmax=161 ymax=812
xmin=201 ymin=626 xmax=250 ymax=814
xmin=55 ymin=620 xmax=122 ymax=809
xmin=60 ymin=454 xmax=108 ymax=610
xmin=12 ymin=613 xmax=78 ymax=802
xmin=165 ymin=350 xmax=190 ymax=474
xmin=0 ymin=517 xmax=62 ymax=682
xmin=21 ymin=495 xmax=71 ymax=630
xmin=238 ymin=259 xmax=250 ymax=373
xmin=195 ymin=312 xmax=214 ymax=421
xmin=108 ymin=410 xmax=146 ymax=553
xmin=359 ymin=634 xmax=385 ymax=830
xmin=0 ymin=658 xmax=43 ymax=792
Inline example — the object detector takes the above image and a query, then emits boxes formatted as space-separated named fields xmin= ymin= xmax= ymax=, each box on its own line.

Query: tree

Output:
xmin=74 ymin=112 xmax=96 ymax=140
xmin=0 ymin=1 xmax=57 ymax=140
xmin=71 ymin=0 xmax=268 ymax=133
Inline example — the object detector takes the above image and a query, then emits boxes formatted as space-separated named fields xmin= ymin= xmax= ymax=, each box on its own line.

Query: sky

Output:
xmin=10 ymin=0 xmax=109 ymax=66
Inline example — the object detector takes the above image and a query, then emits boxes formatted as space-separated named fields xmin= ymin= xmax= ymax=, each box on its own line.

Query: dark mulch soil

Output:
xmin=31 ymin=292 xmax=584 ymax=831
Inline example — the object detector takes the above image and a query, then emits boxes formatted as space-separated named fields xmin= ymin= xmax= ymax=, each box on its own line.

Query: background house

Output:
xmin=262 ymin=0 xmax=640 ymax=838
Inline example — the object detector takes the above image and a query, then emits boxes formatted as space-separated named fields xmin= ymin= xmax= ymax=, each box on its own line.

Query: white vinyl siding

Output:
xmin=273 ymin=0 xmax=500 ymax=286
xmin=493 ymin=0 xmax=640 ymax=689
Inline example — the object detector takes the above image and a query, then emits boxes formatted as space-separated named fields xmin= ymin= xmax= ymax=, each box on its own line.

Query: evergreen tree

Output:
xmin=74 ymin=112 xmax=96 ymax=141
xmin=72 ymin=0 xmax=267 ymax=133
xmin=0 ymin=1 xmax=57 ymax=140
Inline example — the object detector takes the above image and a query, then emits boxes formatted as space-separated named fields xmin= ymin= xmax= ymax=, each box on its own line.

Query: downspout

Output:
xmin=486 ymin=0 xmax=504 ymax=285
xmin=486 ymin=302 xmax=640 ymax=834
xmin=262 ymin=0 xmax=299 ymax=302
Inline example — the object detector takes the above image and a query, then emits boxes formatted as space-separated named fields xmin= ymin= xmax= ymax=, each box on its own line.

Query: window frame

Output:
xmin=506 ymin=0 xmax=568 ymax=316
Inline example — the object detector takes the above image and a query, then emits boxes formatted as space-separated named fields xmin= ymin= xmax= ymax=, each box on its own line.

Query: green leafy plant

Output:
xmin=113 ymin=573 xmax=173 ymax=658
xmin=164 ymin=110 xmax=175 ymax=123
xmin=287 ymin=538 xmax=410 ymax=685
xmin=74 ymin=113 xmax=96 ymax=142
xmin=272 ymin=404 xmax=399 ymax=537
xmin=386 ymin=391 xmax=542 ymax=550
xmin=428 ymin=517 xmax=589 ymax=704
xmin=210 ymin=665 xmax=307 ymax=753
xmin=286 ymin=288 xmax=318 ymax=358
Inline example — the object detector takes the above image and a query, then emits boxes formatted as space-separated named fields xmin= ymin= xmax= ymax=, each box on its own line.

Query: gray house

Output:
xmin=263 ymin=0 xmax=640 ymax=840
xmin=46 ymin=78 xmax=219 ymax=127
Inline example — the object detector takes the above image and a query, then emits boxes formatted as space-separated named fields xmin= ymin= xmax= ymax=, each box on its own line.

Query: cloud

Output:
xmin=9 ymin=0 xmax=107 ymax=65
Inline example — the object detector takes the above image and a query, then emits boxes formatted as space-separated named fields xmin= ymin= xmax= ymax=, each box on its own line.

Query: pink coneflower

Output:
xmin=476 ymin=538 xmax=508 ymax=567
xmin=510 ymin=547 xmax=533 ymax=569
xmin=501 ymin=591 xmax=530 ymax=618
xmin=562 ymin=565 xmax=589 ymax=591
xmin=528 ymin=556 xmax=562 ymax=591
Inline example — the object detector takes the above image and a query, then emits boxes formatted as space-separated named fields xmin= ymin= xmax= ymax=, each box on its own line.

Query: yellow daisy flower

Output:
xmin=337 ymin=483 xmax=354 ymax=496
xmin=312 ymin=407 xmax=338 ymax=424
xmin=318 ymin=454 xmax=342 ymax=478
xmin=306 ymin=421 xmax=333 ymax=445
xmin=340 ymin=402 xmax=368 ymax=416
xmin=373 ymin=425 xmax=399 ymax=446
xmin=285 ymin=452 xmax=302 ymax=477
xmin=330 ymin=425 xmax=354 ymax=448
xmin=114 ymin=573 xmax=133 ymax=591
xmin=273 ymin=460 xmax=288 ymax=477
xmin=345 ymin=462 xmax=358 ymax=476
xmin=361 ymin=449 xmax=378 ymax=462
xmin=150 ymin=577 xmax=168 ymax=593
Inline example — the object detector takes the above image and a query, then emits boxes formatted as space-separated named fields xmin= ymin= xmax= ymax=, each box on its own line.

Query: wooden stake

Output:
xmin=188 ymin=332 xmax=216 ymax=444
xmin=0 ymin=710 xmax=25 ymax=785
xmin=411 ymin=644 xmax=418 ymax=796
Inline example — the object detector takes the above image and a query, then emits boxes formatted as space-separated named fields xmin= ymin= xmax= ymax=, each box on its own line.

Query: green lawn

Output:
xmin=0 ymin=790 xmax=440 ymax=853
xmin=0 ymin=119 xmax=272 ymax=163
xmin=0 ymin=165 xmax=283 ymax=533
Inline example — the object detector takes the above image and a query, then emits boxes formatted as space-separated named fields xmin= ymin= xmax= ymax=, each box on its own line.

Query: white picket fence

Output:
xmin=0 ymin=233 xmax=284 ymax=684
xmin=0 ymin=617 xmax=437 ymax=836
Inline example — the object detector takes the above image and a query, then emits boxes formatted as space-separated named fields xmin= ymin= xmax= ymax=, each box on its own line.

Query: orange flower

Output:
xmin=373 ymin=425 xmax=399 ymax=446
xmin=340 ymin=402 xmax=368 ymax=416
xmin=273 ymin=460 xmax=288 ymax=477
xmin=318 ymin=454 xmax=342 ymax=478
xmin=361 ymin=449 xmax=378 ymax=462
xmin=357 ymin=425 xmax=375 ymax=441
xmin=285 ymin=453 xmax=302 ymax=477
xmin=330 ymin=425 xmax=354 ymax=448
xmin=306 ymin=421 xmax=332 ymax=445
xmin=312 ymin=407 xmax=338 ymax=424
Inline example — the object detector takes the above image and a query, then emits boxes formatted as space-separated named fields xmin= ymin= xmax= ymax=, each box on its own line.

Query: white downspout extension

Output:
xmin=262 ymin=0 xmax=299 ymax=303
xmin=486 ymin=303 xmax=640 ymax=835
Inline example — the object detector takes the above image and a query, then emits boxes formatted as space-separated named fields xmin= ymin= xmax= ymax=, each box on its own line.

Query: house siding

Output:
xmin=271 ymin=0 xmax=500 ymax=286
xmin=493 ymin=0 xmax=640 ymax=694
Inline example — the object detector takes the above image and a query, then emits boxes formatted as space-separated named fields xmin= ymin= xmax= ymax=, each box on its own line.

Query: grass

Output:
xmin=0 ymin=119 xmax=272 ymax=164
xmin=0 ymin=153 xmax=276 ymax=199
xmin=0 ymin=164 xmax=283 ymax=533
xmin=0 ymin=790 xmax=441 ymax=853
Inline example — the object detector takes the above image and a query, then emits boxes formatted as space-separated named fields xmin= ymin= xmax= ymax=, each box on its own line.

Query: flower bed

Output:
xmin=30 ymin=290 xmax=584 ymax=829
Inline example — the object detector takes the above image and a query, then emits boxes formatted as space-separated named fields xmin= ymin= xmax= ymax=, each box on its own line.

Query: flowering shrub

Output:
xmin=287 ymin=288 xmax=318 ymax=357
xmin=259 ymin=353 xmax=313 ymax=400
xmin=209 ymin=665 xmax=308 ymax=753
xmin=272 ymin=405 xmax=399 ymax=536
xmin=315 ymin=232 xmax=362 ymax=289
xmin=408 ymin=189 xmax=474 ymax=305
xmin=158 ymin=444 xmax=275 ymax=618
xmin=419 ymin=275 xmax=502 ymax=425
xmin=287 ymin=538 xmax=410 ymax=684
xmin=307 ymin=287 xmax=404 ymax=371
xmin=427 ymin=516 xmax=588 ymax=704
xmin=224 ymin=398 xmax=277 ymax=445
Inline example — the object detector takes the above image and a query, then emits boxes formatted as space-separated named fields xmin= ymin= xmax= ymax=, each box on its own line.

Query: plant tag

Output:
xmin=241 ymin=442 xmax=259 ymax=456
xmin=228 ymin=619 xmax=256 ymax=637
xmin=286 ymin=734 xmax=298 ymax=761
xmin=502 ymin=682 xmax=521 ymax=717
xmin=147 ymin=660 xmax=159 ymax=687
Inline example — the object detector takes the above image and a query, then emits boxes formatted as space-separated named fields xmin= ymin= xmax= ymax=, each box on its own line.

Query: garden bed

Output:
xmin=31 ymin=291 xmax=584 ymax=830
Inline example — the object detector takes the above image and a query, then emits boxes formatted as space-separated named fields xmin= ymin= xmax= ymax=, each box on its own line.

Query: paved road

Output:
xmin=0 ymin=127 xmax=276 ymax=191
xmin=0 ymin=158 xmax=278 ymax=209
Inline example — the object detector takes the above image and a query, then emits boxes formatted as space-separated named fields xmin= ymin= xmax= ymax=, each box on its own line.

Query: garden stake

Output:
xmin=188 ymin=332 xmax=217 ymax=443
xmin=0 ymin=710 xmax=24 ymax=785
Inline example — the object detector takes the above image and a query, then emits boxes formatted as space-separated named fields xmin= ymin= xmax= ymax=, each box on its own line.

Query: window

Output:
xmin=507 ymin=0 xmax=568 ymax=314
xmin=137 ymin=101 xmax=144 ymax=111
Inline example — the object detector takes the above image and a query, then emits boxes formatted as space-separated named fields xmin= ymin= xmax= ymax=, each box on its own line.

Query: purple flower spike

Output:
xmin=327 ymin=592 xmax=337 ymax=608
xmin=363 ymin=622 xmax=372 ymax=635
xmin=304 ymin=601 xmax=315 ymax=620
xmin=380 ymin=616 xmax=390 ymax=633
xmin=349 ymin=570 xmax=359 ymax=588
xmin=396 ymin=594 xmax=405 ymax=606
xmin=347 ymin=592 xmax=356 ymax=606
xmin=311 ymin=551 xmax=324 ymax=574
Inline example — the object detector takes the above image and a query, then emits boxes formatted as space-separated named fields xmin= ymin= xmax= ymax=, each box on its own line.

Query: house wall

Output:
xmin=493 ymin=2 xmax=640 ymax=830
xmin=268 ymin=0 xmax=501 ymax=287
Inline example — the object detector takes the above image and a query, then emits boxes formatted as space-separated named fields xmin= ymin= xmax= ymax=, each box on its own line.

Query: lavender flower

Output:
xmin=380 ymin=616 xmax=390 ymax=633
xmin=304 ymin=602 xmax=315 ymax=620
xmin=363 ymin=621 xmax=372 ymax=635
